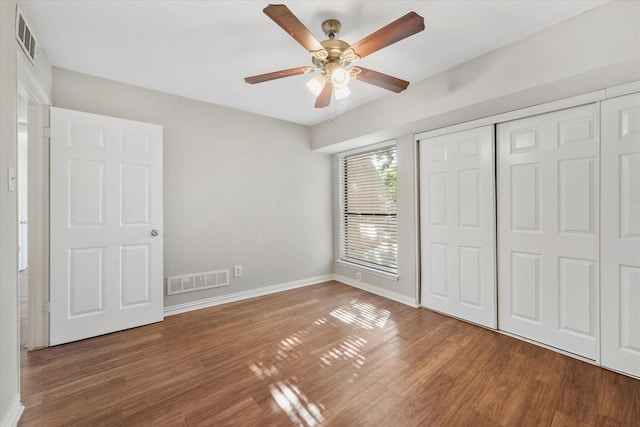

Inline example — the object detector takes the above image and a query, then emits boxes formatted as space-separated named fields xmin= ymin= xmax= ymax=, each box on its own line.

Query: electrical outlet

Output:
xmin=233 ymin=265 xmax=243 ymax=278
xmin=356 ymin=271 xmax=362 ymax=281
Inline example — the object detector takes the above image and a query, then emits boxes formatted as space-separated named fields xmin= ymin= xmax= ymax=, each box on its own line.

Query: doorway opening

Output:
xmin=17 ymin=93 xmax=29 ymax=351
xmin=17 ymin=54 xmax=51 ymax=353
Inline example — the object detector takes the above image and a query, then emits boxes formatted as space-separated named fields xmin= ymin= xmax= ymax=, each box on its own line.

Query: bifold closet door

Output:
xmin=601 ymin=92 xmax=640 ymax=378
xmin=420 ymin=125 xmax=496 ymax=329
xmin=498 ymin=104 xmax=598 ymax=359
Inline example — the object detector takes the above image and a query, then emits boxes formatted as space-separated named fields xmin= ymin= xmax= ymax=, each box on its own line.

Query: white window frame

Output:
xmin=338 ymin=140 xmax=398 ymax=277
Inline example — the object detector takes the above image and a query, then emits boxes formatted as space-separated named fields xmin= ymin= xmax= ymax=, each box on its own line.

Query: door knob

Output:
xmin=150 ymin=229 xmax=159 ymax=237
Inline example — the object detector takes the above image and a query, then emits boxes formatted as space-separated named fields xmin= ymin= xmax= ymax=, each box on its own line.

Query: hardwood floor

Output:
xmin=19 ymin=281 xmax=639 ymax=426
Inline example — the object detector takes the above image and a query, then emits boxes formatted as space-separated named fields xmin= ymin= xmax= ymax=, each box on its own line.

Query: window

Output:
xmin=339 ymin=143 xmax=398 ymax=275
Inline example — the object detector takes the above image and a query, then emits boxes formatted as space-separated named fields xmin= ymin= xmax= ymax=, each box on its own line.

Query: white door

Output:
xmin=18 ymin=132 xmax=28 ymax=271
xmin=420 ymin=125 xmax=497 ymax=328
xmin=601 ymin=92 xmax=640 ymax=377
xmin=50 ymin=107 xmax=164 ymax=345
xmin=497 ymin=104 xmax=598 ymax=359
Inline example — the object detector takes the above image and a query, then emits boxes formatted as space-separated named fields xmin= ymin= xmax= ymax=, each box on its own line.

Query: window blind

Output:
xmin=339 ymin=144 xmax=398 ymax=274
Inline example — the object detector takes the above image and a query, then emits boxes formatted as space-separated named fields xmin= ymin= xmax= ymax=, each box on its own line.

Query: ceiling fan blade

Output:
xmin=355 ymin=67 xmax=409 ymax=93
xmin=263 ymin=4 xmax=326 ymax=54
xmin=244 ymin=67 xmax=311 ymax=84
xmin=349 ymin=12 xmax=425 ymax=59
xmin=315 ymin=82 xmax=333 ymax=108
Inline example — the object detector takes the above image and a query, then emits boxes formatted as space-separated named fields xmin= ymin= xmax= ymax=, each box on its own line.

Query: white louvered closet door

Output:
xmin=497 ymin=104 xmax=598 ymax=360
xmin=601 ymin=92 xmax=640 ymax=378
xmin=420 ymin=125 xmax=497 ymax=329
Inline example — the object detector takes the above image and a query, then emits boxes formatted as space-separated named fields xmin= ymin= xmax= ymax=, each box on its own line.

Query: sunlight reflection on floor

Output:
xmin=247 ymin=298 xmax=393 ymax=426
xmin=319 ymin=335 xmax=367 ymax=368
xmin=249 ymin=361 xmax=281 ymax=380
xmin=269 ymin=379 xmax=325 ymax=427
xmin=329 ymin=299 xmax=391 ymax=330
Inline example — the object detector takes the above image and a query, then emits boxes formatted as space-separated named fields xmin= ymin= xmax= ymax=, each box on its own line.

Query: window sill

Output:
xmin=336 ymin=260 xmax=399 ymax=282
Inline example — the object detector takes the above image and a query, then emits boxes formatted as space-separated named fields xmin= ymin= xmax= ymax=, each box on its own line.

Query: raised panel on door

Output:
xmin=498 ymin=103 xmax=598 ymax=360
xmin=69 ymin=247 xmax=104 ymax=316
xmin=420 ymin=125 xmax=496 ymax=329
xmin=69 ymin=159 xmax=105 ymax=226
xmin=601 ymin=92 xmax=640 ymax=378
xmin=50 ymin=107 xmax=163 ymax=346
xmin=121 ymin=163 xmax=150 ymax=225
xmin=510 ymin=251 xmax=541 ymax=323
xmin=120 ymin=244 xmax=151 ymax=307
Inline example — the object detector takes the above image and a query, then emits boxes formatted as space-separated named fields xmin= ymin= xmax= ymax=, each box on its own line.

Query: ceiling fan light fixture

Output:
xmin=306 ymin=74 xmax=326 ymax=97
xmin=330 ymin=65 xmax=350 ymax=89
xmin=334 ymin=85 xmax=351 ymax=100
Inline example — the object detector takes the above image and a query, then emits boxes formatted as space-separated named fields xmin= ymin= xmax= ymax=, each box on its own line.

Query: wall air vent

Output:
xmin=166 ymin=269 xmax=230 ymax=295
xmin=15 ymin=6 xmax=37 ymax=64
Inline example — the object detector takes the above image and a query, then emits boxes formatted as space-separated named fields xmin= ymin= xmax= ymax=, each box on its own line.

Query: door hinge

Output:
xmin=43 ymin=301 xmax=50 ymax=313
xmin=43 ymin=126 xmax=51 ymax=138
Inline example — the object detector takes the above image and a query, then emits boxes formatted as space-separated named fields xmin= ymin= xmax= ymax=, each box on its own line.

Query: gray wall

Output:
xmin=52 ymin=68 xmax=334 ymax=309
xmin=326 ymin=0 xmax=640 ymax=304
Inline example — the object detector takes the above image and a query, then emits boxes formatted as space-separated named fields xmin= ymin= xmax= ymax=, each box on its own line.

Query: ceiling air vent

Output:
xmin=15 ymin=6 xmax=37 ymax=64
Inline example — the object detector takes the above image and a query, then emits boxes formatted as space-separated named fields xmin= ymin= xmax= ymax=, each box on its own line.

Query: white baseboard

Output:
xmin=0 ymin=395 xmax=24 ymax=427
xmin=164 ymin=274 xmax=418 ymax=317
xmin=164 ymin=275 xmax=334 ymax=316
xmin=334 ymin=274 xmax=419 ymax=308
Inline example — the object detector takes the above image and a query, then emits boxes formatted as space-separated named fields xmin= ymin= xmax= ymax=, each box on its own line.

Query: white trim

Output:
xmin=335 ymin=274 xmax=419 ymax=307
xmin=17 ymin=51 xmax=50 ymax=350
xmin=415 ymin=89 xmax=605 ymax=142
xmin=595 ymin=101 xmax=602 ymax=366
xmin=26 ymin=105 xmax=49 ymax=350
xmin=413 ymin=138 xmax=421 ymax=305
xmin=0 ymin=394 xmax=24 ymax=427
xmin=17 ymin=54 xmax=49 ymax=105
xmin=335 ymin=260 xmax=398 ymax=281
xmin=337 ymin=139 xmax=396 ymax=157
xmin=605 ymin=80 xmax=640 ymax=99
xmin=164 ymin=275 xmax=334 ymax=316
xmin=413 ymin=82 xmax=640 ymax=143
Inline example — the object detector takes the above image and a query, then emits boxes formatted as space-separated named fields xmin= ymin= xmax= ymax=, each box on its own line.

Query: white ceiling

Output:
xmin=20 ymin=1 xmax=609 ymax=126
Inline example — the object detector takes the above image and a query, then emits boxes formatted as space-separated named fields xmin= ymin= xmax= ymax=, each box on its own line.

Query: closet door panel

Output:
xmin=498 ymin=104 xmax=598 ymax=359
xmin=601 ymin=92 xmax=640 ymax=378
xmin=420 ymin=125 xmax=496 ymax=329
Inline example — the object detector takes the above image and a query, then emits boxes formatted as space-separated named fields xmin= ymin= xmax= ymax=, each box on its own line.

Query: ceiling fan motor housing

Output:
xmin=312 ymin=19 xmax=360 ymax=77
xmin=314 ymin=38 xmax=351 ymax=68
xmin=321 ymin=19 xmax=341 ymax=38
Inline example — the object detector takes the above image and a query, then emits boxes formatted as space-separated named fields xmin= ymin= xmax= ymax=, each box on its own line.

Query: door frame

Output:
xmin=17 ymin=53 xmax=50 ymax=349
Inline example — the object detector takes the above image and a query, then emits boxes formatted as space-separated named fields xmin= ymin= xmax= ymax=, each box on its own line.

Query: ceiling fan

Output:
xmin=245 ymin=4 xmax=425 ymax=108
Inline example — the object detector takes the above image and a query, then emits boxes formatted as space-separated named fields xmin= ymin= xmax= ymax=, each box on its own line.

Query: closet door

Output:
xmin=420 ymin=125 xmax=496 ymax=329
xmin=498 ymin=104 xmax=598 ymax=359
xmin=601 ymin=92 xmax=640 ymax=377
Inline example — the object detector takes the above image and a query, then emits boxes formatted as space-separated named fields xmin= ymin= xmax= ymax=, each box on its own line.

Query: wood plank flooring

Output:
xmin=19 ymin=281 xmax=639 ymax=426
